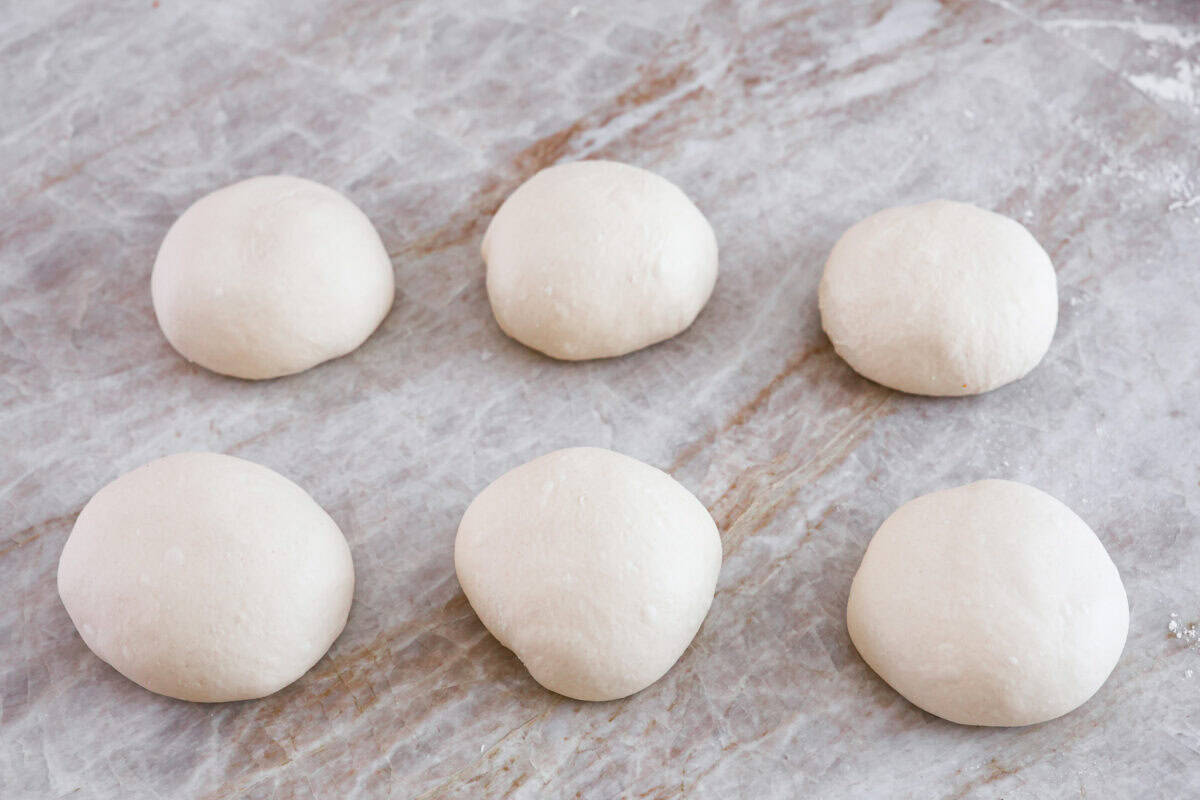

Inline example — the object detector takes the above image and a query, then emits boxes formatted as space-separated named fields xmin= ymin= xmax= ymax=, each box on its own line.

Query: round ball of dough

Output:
xmin=58 ymin=452 xmax=355 ymax=702
xmin=846 ymin=480 xmax=1128 ymax=726
xmin=152 ymin=175 xmax=394 ymax=380
xmin=819 ymin=200 xmax=1057 ymax=396
xmin=455 ymin=447 xmax=722 ymax=701
xmin=482 ymin=160 xmax=718 ymax=360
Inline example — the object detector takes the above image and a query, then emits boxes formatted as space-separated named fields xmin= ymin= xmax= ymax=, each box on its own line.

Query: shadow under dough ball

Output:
xmin=455 ymin=447 xmax=722 ymax=701
xmin=151 ymin=175 xmax=395 ymax=380
xmin=819 ymin=200 xmax=1058 ymax=396
xmin=482 ymin=160 xmax=719 ymax=360
xmin=847 ymin=480 xmax=1128 ymax=726
xmin=57 ymin=452 xmax=355 ymax=702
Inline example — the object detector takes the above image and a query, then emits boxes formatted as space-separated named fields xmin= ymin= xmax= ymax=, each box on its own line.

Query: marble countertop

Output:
xmin=3 ymin=1 xmax=1198 ymax=797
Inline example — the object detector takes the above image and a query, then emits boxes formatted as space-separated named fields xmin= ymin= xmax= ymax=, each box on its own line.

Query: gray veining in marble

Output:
xmin=2 ymin=1 xmax=1199 ymax=797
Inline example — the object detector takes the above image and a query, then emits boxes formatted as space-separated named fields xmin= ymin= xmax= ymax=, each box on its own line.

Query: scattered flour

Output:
xmin=1168 ymin=612 xmax=1199 ymax=679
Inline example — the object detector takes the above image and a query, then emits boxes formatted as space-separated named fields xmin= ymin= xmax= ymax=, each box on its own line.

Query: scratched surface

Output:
xmin=3 ymin=1 xmax=1199 ymax=797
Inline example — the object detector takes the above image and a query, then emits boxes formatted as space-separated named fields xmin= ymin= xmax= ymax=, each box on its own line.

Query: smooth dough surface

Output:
xmin=819 ymin=200 xmax=1057 ymax=396
xmin=58 ymin=452 xmax=355 ymax=702
xmin=152 ymin=175 xmax=394 ymax=380
xmin=482 ymin=160 xmax=718 ymax=360
xmin=847 ymin=480 xmax=1128 ymax=726
xmin=455 ymin=447 xmax=722 ymax=701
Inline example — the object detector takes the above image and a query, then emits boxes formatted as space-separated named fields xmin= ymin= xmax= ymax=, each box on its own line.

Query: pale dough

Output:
xmin=846 ymin=480 xmax=1128 ymax=726
xmin=58 ymin=452 xmax=355 ymax=702
xmin=152 ymin=175 xmax=394 ymax=380
xmin=482 ymin=160 xmax=718 ymax=360
xmin=454 ymin=447 xmax=722 ymax=701
xmin=819 ymin=200 xmax=1057 ymax=396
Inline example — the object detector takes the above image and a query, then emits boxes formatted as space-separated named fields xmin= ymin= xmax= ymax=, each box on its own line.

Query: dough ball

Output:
xmin=152 ymin=175 xmax=395 ymax=380
xmin=455 ymin=447 xmax=721 ymax=700
xmin=482 ymin=160 xmax=718 ymax=360
xmin=847 ymin=480 xmax=1128 ymax=726
xmin=819 ymin=200 xmax=1057 ymax=395
xmin=58 ymin=452 xmax=355 ymax=702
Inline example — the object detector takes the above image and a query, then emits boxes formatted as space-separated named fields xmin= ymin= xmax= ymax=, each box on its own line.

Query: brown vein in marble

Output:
xmin=667 ymin=341 xmax=833 ymax=475
xmin=711 ymin=388 xmax=892 ymax=558
xmin=390 ymin=54 xmax=704 ymax=263
xmin=409 ymin=709 xmax=553 ymax=800
xmin=0 ymin=508 xmax=77 ymax=558
xmin=945 ymin=756 xmax=1022 ymax=799
xmin=719 ymin=502 xmax=839 ymax=603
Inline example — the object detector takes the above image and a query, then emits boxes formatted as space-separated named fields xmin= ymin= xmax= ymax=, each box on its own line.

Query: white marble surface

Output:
xmin=3 ymin=1 xmax=1199 ymax=797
